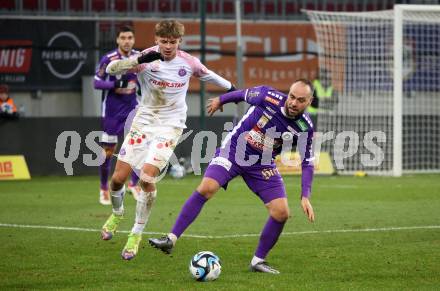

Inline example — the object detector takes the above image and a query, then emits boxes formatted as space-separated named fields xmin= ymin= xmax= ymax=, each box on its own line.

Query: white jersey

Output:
xmin=130 ymin=46 xmax=231 ymax=129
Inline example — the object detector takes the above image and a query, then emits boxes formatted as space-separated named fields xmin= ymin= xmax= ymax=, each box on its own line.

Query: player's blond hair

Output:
xmin=155 ymin=20 xmax=185 ymax=38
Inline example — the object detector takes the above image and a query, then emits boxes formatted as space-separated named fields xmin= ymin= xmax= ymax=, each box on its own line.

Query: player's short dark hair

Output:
xmin=117 ymin=25 xmax=135 ymax=37
xmin=293 ymin=78 xmax=314 ymax=97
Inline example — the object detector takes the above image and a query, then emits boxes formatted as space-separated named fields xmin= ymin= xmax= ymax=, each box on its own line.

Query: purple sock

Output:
xmin=171 ymin=191 xmax=207 ymax=238
xmin=130 ymin=171 xmax=139 ymax=186
xmin=255 ymin=216 xmax=286 ymax=259
xmin=99 ymin=157 xmax=112 ymax=190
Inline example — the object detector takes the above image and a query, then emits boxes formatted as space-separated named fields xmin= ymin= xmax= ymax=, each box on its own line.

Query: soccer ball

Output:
xmin=189 ymin=251 xmax=221 ymax=281
xmin=169 ymin=164 xmax=185 ymax=179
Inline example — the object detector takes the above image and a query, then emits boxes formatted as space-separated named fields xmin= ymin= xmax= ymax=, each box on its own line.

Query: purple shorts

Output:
xmin=204 ymin=155 xmax=286 ymax=204
xmin=102 ymin=116 xmax=126 ymax=137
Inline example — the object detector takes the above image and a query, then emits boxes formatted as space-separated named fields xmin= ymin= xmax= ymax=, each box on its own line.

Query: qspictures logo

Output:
xmin=0 ymin=40 xmax=33 ymax=73
xmin=41 ymin=31 xmax=88 ymax=79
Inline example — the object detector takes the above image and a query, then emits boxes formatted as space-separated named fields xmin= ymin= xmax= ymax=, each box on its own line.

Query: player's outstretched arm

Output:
xmin=206 ymin=97 xmax=223 ymax=116
xmin=106 ymin=51 xmax=164 ymax=75
xmin=301 ymin=197 xmax=315 ymax=222
xmin=106 ymin=58 xmax=139 ymax=75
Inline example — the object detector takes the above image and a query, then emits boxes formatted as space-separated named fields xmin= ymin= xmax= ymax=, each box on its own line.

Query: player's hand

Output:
xmin=301 ymin=197 xmax=315 ymax=222
xmin=206 ymin=97 xmax=223 ymax=116
xmin=114 ymin=78 xmax=129 ymax=88
xmin=137 ymin=51 xmax=164 ymax=64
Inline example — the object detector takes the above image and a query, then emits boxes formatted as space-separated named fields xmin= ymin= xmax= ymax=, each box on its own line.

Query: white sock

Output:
xmin=110 ymin=185 xmax=125 ymax=216
xmin=167 ymin=233 xmax=177 ymax=245
xmin=251 ymin=256 xmax=264 ymax=266
xmin=131 ymin=190 xmax=157 ymax=234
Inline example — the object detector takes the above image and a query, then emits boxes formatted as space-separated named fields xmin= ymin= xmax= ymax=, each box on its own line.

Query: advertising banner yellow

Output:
xmin=0 ymin=155 xmax=31 ymax=180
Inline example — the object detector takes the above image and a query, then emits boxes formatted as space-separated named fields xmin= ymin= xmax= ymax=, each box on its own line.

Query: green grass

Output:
xmin=0 ymin=175 xmax=439 ymax=290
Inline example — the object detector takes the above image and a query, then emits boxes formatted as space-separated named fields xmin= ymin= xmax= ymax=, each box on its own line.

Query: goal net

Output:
xmin=304 ymin=5 xmax=440 ymax=176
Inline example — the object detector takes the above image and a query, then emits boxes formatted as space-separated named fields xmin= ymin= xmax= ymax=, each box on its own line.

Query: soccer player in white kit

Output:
xmin=100 ymin=20 xmax=235 ymax=260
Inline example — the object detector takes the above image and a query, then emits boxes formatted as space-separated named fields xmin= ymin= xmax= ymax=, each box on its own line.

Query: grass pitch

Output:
xmin=0 ymin=174 xmax=439 ymax=290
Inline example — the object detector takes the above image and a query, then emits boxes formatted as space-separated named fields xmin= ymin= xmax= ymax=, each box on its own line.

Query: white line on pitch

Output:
xmin=0 ymin=223 xmax=439 ymax=239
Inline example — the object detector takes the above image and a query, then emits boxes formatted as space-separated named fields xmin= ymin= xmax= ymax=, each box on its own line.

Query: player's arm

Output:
xmin=206 ymin=86 xmax=268 ymax=116
xmin=106 ymin=51 xmax=163 ymax=75
xmin=206 ymin=89 xmax=246 ymax=116
xmin=93 ymin=56 xmax=129 ymax=90
xmin=94 ymin=77 xmax=129 ymax=90
xmin=191 ymin=56 xmax=235 ymax=91
xmin=94 ymin=57 xmax=114 ymax=90
xmin=299 ymin=129 xmax=315 ymax=222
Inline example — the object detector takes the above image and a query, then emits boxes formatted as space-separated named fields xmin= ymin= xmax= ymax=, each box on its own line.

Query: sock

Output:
xmin=171 ymin=191 xmax=207 ymax=238
xmin=254 ymin=216 xmax=286 ymax=260
xmin=129 ymin=171 xmax=139 ymax=186
xmin=251 ymin=256 xmax=264 ymax=266
xmin=131 ymin=190 xmax=157 ymax=234
xmin=99 ymin=157 xmax=112 ymax=190
xmin=110 ymin=185 xmax=125 ymax=216
xmin=167 ymin=233 xmax=178 ymax=245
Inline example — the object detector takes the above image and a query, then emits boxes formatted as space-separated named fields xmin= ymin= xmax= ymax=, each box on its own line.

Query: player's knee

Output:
xmin=110 ymin=178 xmax=124 ymax=191
xmin=103 ymin=145 xmax=115 ymax=158
xmin=271 ymin=207 xmax=290 ymax=222
xmin=140 ymin=165 xmax=160 ymax=184
xmin=196 ymin=181 xmax=219 ymax=199
xmin=111 ymin=171 xmax=127 ymax=189
xmin=197 ymin=186 xmax=215 ymax=199
xmin=104 ymin=148 xmax=114 ymax=158
xmin=139 ymin=180 xmax=156 ymax=192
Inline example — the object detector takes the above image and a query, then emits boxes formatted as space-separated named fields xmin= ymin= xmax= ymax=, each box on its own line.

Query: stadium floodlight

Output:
xmin=304 ymin=5 xmax=440 ymax=176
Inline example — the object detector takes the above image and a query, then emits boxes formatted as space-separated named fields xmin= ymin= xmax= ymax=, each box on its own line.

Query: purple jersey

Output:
xmin=94 ymin=49 xmax=139 ymax=135
xmin=218 ymin=85 xmax=315 ymax=197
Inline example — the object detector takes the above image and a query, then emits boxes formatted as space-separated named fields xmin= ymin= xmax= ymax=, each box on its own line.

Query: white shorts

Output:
xmin=118 ymin=123 xmax=183 ymax=172
xmin=101 ymin=132 xmax=118 ymax=143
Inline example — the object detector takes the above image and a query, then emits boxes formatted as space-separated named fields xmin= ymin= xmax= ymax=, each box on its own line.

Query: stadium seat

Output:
xmin=136 ymin=0 xmax=150 ymax=12
xmin=263 ymin=1 xmax=274 ymax=15
xmin=23 ymin=0 xmax=38 ymax=10
xmin=244 ymin=0 xmax=258 ymax=15
xmin=47 ymin=0 xmax=61 ymax=11
xmin=92 ymin=0 xmax=105 ymax=12
xmin=158 ymin=0 xmax=172 ymax=13
xmin=0 ymin=0 xmax=15 ymax=9
xmin=366 ymin=3 xmax=376 ymax=11
xmin=115 ymin=0 xmax=128 ymax=12
xmin=69 ymin=0 xmax=84 ymax=11
xmin=222 ymin=0 xmax=234 ymax=14
xmin=305 ymin=3 xmax=316 ymax=11
xmin=206 ymin=1 xmax=217 ymax=14
xmin=180 ymin=0 xmax=194 ymax=13
xmin=285 ymin=2 xmax=299 ymax=14
xmin=326 ymin=3 xmax=335 ymax=11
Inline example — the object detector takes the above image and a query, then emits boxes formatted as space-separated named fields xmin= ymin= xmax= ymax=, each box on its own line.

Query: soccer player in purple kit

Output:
xmin=94 ymin=25 xmax=141 ymax=205
xmin=149 ymin=79 xmax=316 ymax=274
